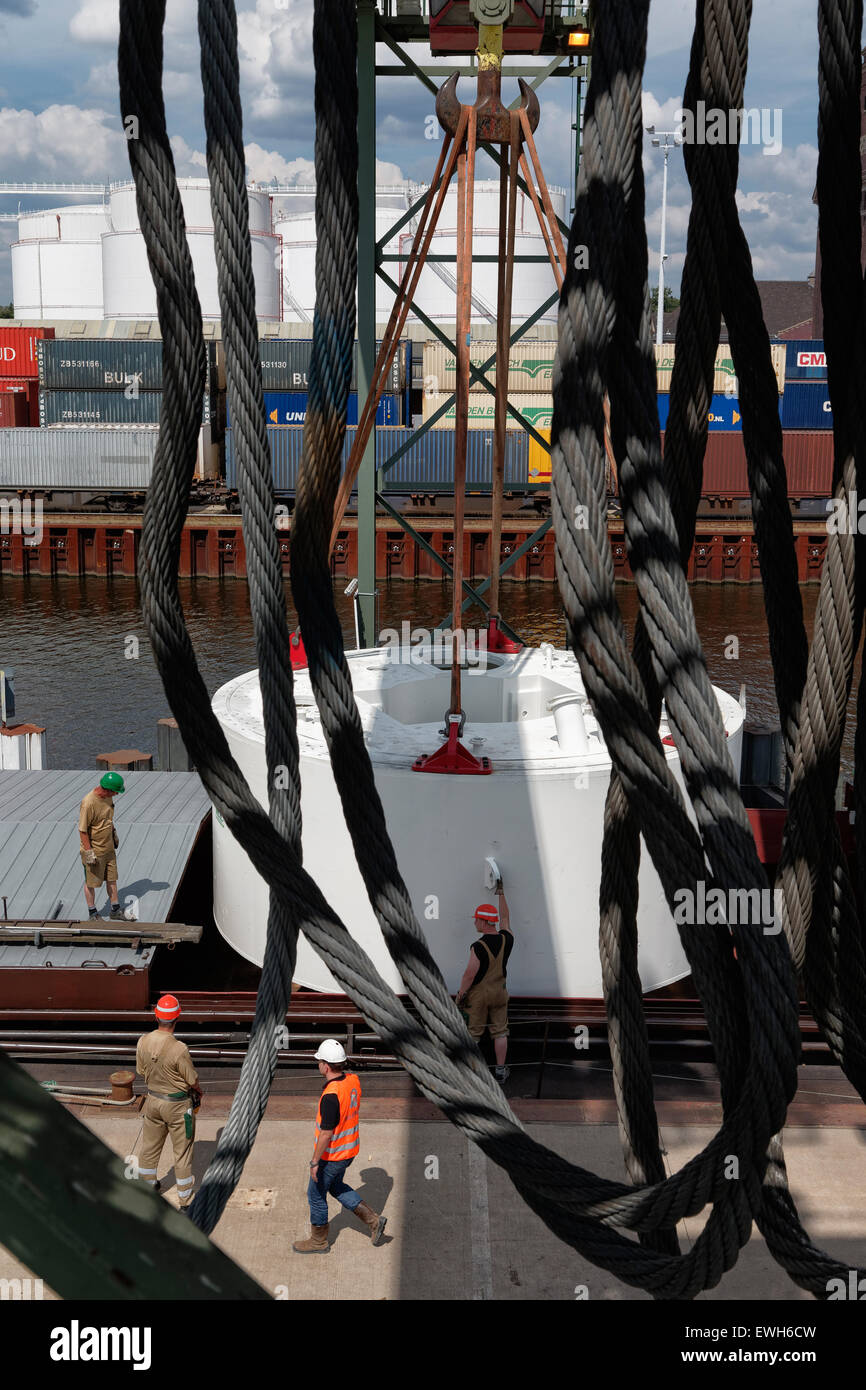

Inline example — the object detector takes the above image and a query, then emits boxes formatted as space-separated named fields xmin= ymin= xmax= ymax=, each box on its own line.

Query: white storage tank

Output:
xmin=13 ymin=204 xmax=109 ymax=319
xmin=108 ymin=178 xmax=272 ymax=234
xmin=13 ymin=239 xmax=104 ymax=319
xmin=211 ymin=645 xmax=746 ymax=998
xmin=102 ymin=226 xmax=280 ymax=320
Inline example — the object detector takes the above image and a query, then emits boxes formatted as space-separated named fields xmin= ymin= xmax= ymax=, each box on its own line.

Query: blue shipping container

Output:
xmin=779 ymin=381 xmax=833 ymax=429
xmin=234 ymin=392 xmax=401 ymax=428
xmin=225 ymin=426 xmax=529 ymax=493
xmin=657 ymin=393 xmax=744 ymax=431
xmin=784 ymin=340 xmax=828 ymax=381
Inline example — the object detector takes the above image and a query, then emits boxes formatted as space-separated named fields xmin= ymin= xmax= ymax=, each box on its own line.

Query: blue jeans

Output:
xmin=307 ymin=1158 xmax=362 ymax=1226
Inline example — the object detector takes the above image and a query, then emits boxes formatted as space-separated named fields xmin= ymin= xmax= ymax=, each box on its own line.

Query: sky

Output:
xmin=0 ymin=0 xmax=823 ymax=306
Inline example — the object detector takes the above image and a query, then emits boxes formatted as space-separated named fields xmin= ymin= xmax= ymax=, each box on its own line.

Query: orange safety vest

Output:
xmin=313 ymin=1073 xmax=361 ymax=1162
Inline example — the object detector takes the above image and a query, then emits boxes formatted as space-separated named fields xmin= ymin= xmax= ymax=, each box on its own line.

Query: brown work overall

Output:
xmin=464 ymin=932 xmax=510 ymax=1040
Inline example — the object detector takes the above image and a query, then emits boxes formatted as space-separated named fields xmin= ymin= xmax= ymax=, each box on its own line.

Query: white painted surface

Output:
xmin=212 ymin=646 xmax=745 ymax=998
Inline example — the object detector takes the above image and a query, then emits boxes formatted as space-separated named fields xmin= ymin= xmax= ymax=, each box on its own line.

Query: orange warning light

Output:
xmin=567 ymin=29 xmax=590 ymax=49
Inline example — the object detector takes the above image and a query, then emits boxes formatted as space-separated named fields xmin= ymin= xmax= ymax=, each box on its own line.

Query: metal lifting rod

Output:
xmin=333 ymin=12 xmax=566 ymax=773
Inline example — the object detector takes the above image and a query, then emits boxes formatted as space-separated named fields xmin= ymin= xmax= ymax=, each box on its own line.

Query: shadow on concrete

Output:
xmin=325 ymin=1166 xmax=396 ymax=1246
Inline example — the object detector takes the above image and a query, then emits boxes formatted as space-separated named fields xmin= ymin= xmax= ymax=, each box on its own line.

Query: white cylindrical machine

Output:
xmin=211 ymin=646 xmax=745 ymax=998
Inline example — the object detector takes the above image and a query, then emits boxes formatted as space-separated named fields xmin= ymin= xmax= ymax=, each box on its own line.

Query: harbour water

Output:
xmin=0 ymin=575 xmax=857 ymax=777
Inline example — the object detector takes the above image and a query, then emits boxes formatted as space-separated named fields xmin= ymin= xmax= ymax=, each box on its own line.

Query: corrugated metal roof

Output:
xmin=0 ymin=772 xmax=211 ymax=971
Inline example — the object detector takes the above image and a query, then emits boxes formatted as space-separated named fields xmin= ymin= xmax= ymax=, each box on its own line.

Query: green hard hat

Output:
xmin=99 ymin=772 xmax=126 ymax=794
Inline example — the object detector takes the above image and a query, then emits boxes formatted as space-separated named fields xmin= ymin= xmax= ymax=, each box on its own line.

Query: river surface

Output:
xmin=0 ymin=575 xmax=858 ymax=778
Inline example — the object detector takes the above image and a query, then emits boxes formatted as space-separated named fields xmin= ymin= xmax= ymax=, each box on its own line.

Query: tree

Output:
xmin=650 ymin=287 xmax=680 ymax=316
xmin=0 ymin=304 xmax=14 ymax=320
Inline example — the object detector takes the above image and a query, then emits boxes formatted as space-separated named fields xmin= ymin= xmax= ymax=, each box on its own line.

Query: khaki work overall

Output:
xmin=136 ymin=1030 xmax=197 ymax=1206
xmin=464 ymin=932 xmax=510 ymax=1040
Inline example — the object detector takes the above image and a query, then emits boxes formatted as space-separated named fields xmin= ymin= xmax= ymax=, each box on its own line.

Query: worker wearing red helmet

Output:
xmin=134 ymin=995 xmax=202 ymax=1211
xmin=455 ymin=872 xmax=513 ymax=1084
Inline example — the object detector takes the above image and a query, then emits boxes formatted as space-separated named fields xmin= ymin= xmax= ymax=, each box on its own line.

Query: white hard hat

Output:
xmin=315 ymin=1038 xmax=347 ymax=1064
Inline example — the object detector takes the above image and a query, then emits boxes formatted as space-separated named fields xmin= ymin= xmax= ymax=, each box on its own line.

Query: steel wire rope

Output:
xmin=118 ymin=0 xmax=863 ymax=1297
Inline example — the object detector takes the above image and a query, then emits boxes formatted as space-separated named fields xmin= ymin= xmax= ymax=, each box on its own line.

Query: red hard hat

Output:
xmin=155 ymin=994 xmax=181 ymax=1021
xmin=474 ymin=903 xmax=499 ymax=924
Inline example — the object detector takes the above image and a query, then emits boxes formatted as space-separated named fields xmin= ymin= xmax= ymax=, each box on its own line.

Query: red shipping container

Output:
xmin=659 ymin=430 xmax=833 ymax=500
xmin=0 ymin=326 xmax=55 ymax=379
xmin=0 ymin=378 xmax=39 ymax=425
xmin=0 ymin=392 xmax=29 ymax=427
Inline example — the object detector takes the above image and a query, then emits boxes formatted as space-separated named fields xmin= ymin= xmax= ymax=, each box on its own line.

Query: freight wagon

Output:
xmin=224 ymin=426 xmax=532 ymax=503
xmin=0 ymin=426 xmax=216 ymax=511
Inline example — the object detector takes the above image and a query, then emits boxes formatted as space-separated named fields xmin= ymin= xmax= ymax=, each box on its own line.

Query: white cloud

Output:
xmin=69 ymin=0 xmax=117 ymax=45
xmin=0 ymin=103 xmax=125 ymax=178
xmin=169 ymin=135 xmax=208 ymax=177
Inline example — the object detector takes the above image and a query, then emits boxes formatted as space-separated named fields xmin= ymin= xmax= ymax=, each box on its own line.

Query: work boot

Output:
xmin=354 ymin=1201 xmax=386 ymax=1245
xmin=292 ymin=1224 xmax=330 ymax=1254
xmin=88 ymin=908 xmax=99 ymax=919
xmin=494 ymin=1064 xmax=510 ymax=1084
xmin=109 ymin=904 xmax=124 ymax=920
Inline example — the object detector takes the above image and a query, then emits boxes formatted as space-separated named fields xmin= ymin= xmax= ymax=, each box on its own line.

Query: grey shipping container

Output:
xmin=252 ymin=339 xmax=408 ymax=392
xmin=225 ymin=426 xmax=529 ymax=493
xmin=0 ymin=426 xmax=157 ymax=489
xmin=39 ymin=388 xmax=211 ymax=427
xmin=37 ymin=338 xmax=215 ymax=392
xmin=0 ymin=425 xmax=214 ymax=490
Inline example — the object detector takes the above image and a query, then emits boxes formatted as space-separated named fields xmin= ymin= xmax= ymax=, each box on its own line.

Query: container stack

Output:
xmin=227 ymin=339 xmax=410 ymax=430
xmin=35 ymin=338 xmax=218 ymax=479
xmin=0 ymin=326 xmax=54 ymax=428
xmin=37 ymin=339 xmax=216 ymax=427
xmin=420 ymin=339 xmax=555 ymax=484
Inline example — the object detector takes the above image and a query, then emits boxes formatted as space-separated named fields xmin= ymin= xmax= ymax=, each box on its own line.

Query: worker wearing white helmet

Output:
xmin=293 ymin=1038 xmax=386 ymax=1254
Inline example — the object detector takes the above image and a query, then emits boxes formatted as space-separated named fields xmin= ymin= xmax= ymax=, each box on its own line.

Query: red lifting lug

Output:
xmin=289 ymin=629 xmax=308 ymax=671
xmin=412 ymin=714 xmax=492 ymax=775
xmin=486 ymin=615 xmax=523 ymax=654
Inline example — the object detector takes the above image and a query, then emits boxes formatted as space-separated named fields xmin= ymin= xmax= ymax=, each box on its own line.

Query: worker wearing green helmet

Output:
xmin=78 ymin=772 xmax=126 ymax=920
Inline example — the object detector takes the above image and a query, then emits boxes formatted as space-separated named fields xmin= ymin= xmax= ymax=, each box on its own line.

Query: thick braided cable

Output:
xmin=118 ymin=0 xmax=860 ymax=1296
xmin=188 ymin=0 xmax=306 ymax=1232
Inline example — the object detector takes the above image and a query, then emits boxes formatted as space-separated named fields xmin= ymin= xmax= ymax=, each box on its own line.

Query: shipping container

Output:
xmin=37 ymin=338 xmax=215 ymax=392
xmin=422 ymin=392 xmax=553 ymax=430
xmin=654 ymin=342 xmax=786 ymax=395
xmin=779 ymin=380 xmax=833 ymax=429
xmin=422 ymin=341 xmax=556 ymax=394
xmin=250 ymin=339 xmax=409 ymax=393
xmin=224 ymin=426 xmax=530 ymax=494
xmin=650 ymin=430 xmax=833 ymax=500
xmin=0 ymin=378 xmax=39 ymax=426
xmin=0 ymin=393 xmax=29 ymax=428
xmin=0 ymin=425 xmax=213 ymax=491
xmin=657 ymin=392 xmax=746 ymax=431
xmin=39 ymin=389 xmax=211 ymax=427
xmin=784 ymin=340 xmax=828 ymax=381
xmin=252 ymin=391 xmax=401 ymax=428
xmin=0 ymin=326 xmax=54 ymax=380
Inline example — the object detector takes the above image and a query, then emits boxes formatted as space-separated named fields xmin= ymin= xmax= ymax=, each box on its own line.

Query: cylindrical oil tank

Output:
xmin=16 ymin=204 xmax=111 ymax=242
xmin=108 ymin=178 xmax=272 ymax=234
xmin=12 ymin=238 xmax=104 ymax=319
xmin=102 ymin=227 xmax=280 ymax=319
xmin=211 ymin=648 xmax=745 ymax=996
